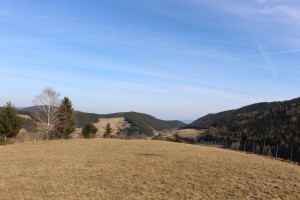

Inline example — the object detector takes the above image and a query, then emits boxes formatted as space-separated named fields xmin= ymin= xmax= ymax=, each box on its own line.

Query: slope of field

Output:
xmin=0 ymin=139 xmax=299 ymax=199
xmin=93 ymin=117 xmax=131 ymax=137
xmin=177 ymin=129 xmax=206 ymax=139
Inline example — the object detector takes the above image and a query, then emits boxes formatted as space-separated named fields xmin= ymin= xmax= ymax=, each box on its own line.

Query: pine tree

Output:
xmin=0 ymin=102 xmax=21 ymax=138
xmin=57 ymin=97 xmax=75 ymax=139
xmin=82 ymin=123 xmax=98 ymax=138
xmin=103 ymin=123 xmax=112 ymax=138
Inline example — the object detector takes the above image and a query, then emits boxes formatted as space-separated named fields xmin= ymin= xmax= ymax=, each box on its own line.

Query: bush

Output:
xmin=82 ymin=123 xmax=98 ymax=138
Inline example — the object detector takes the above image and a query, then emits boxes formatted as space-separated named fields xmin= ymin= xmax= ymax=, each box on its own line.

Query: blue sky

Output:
xmin=0 ymin=0 xmax=300 ymax=120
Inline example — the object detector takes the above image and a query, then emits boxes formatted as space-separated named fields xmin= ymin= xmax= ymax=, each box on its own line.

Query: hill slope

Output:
xmin=74 ymin=111 xmax=185 ymax=136
xmin=187 ymin=97 xmax=300 ymax=162
xmin=17 ymin=108 xmax=185 ymax=136
xmin=188 ymin=101 xmax=281 ymax=129
xmin=0 ymin=139 xmax=299 ymax=200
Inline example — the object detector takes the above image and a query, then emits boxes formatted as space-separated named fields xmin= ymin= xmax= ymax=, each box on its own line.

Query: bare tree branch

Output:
xmin=32 ymin=87 xmax=62 ymax=140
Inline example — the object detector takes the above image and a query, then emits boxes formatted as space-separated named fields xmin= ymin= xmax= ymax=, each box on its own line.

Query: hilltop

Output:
xmin=0 ymin=139 xmax=299 ymax=200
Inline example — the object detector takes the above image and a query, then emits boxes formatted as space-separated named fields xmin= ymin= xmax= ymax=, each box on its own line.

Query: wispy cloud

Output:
xmin=189 ymin=0 xmax=300 ymax=27
xmin=261 ymin=4 xmax=300 ymax=24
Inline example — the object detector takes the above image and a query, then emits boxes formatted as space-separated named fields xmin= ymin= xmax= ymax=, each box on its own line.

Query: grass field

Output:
xmin=177 ymin=129 xmax=206 ymax=139
xmin=93 ymin=117 xmax=130 ymax=137
xmin=0 ymin=139 xmax=300 ymax=199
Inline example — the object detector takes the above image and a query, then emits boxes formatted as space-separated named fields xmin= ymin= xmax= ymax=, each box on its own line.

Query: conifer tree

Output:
xmin=57 ymin=97 xmax=75 ymax=139
xmin=0 ymin=102 xmax=21 ymax=138
xmin=103 ymin=123 xmax=112 ymax=138
xmin=82 ymin=123 xmax=98 ymax=138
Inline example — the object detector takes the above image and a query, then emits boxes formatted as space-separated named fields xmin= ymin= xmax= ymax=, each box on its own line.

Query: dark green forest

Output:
xmin=124 ymin=112 xmax=185 ymax=136
xmin=190 ymin=97 xmax=300 ymax=162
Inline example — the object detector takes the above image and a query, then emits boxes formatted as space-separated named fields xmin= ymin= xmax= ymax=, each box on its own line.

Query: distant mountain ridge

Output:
xmin=17 ymin=107 xmax=186 ymax=136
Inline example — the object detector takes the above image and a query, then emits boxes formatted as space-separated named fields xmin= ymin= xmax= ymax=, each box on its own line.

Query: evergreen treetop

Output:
xmin=0 ymin=102 xmax=21 ymax=138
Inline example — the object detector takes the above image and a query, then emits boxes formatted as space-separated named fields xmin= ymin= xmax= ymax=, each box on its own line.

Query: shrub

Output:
xmin=82 ymin=123 xmax=98 ymax=138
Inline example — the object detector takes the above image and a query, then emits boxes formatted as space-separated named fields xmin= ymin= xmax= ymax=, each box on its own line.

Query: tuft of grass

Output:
xmin=0 ymin=139 xmax=300 ymax=199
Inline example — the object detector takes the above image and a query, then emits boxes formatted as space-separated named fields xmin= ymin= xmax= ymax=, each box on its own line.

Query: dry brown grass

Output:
xmin=177 ymin=129 xmax=206 ymax=139
xmin=15 ymin=128 xmax=33 ymax=142
xmin=17 ymin=114 xmax=32 ymax=120
xmin=93 ymin=117 xmax=130 ymax=137
xmin=0 ymin=139 xmax=299 ymax=199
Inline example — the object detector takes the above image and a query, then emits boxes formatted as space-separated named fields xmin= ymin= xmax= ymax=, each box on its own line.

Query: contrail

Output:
xmin=245 ymin=24 xmax=277 ymax=77
xmin=246 ymin=48 xmax=300 ymax=57
xmin=253 ymin=38 xmax=277 ymax=76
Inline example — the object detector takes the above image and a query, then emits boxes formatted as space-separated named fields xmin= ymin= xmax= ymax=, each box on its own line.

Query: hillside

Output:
xmin=0 ymin=139 xmax=299 ymax=200
xmin=187 ymin=97 xmax=300 ymax=162
xmin=187 ymin=101 xmax=281 ymax=129
xmin=92 ymin=117 xmax=131 ymax=137
xmin=17 ymin=108 xmax=185 ymax=136
xmin=74 ymin=111 xmax=185 ymax=136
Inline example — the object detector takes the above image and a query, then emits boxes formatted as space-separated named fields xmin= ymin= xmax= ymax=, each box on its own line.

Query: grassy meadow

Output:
xmin=177 ymin=129 xmax=206 ymax=139
xmin=0 ymin=139 xmax=300 ymax=199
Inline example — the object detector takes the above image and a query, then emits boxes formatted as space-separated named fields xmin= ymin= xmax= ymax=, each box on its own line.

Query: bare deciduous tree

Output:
xmin=32 ymin=87 xmax=61 ymax=140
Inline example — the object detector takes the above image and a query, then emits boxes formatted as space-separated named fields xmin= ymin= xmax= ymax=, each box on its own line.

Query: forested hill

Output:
xmin=188 ymin=97 xmax=300 ymax=162
xmin=187 ymin=101 xmax=282 ymax=129
xmin=74 ymin=111 xmax=185 ymax=136
xmin=17 ymin=107 xmax=185 ymax=136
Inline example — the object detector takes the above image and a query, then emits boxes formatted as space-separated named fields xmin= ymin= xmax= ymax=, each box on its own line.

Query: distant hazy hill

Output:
xmin=17 ymin=107 xmax=185 ymax=136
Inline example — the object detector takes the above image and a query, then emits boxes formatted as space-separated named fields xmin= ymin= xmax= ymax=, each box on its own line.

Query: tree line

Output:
xmin=192 ymin=98 xmax=300 ymax=163
xmin=0 ymin=87 xmax=113 ymax=143
xmin=0 ymin=87 xmax=75 ymax=142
